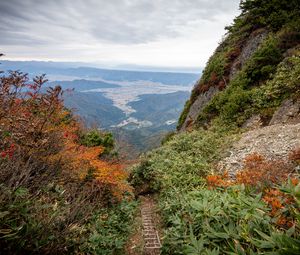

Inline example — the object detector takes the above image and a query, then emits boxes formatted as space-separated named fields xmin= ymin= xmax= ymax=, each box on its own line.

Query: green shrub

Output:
xmin=201 ymin=52 xmax=227 ymax=84
xmin=130 ymin=129 xmax=234 ymax=194
xmin=0 ymin=183 xmax=137 ymax=255
xmin=160 ymin=186 xmax=272 ymax=254
xmin=177 ymin=100 xmax=191 ymax=130
xmin=198 ymin=72 xmax=251 ymax=125
xmin=160 ymin=183 xmax=300 ymax=255
xmin=0 ymin=184 xmax=88 ymax=254
xmin=239 ymin=0 xmax=300 ymax=31
xmin=244 ymin=34 xmax=282 ymax=85
xmin=197 ymin=45 xmax=299 ymax=127
xmin=80 ymin=200 xmax=138 ymax=255
xmin=80 ymin=130 xmax=114 ymax=149
xmin=255 ymin=55 xmax=300 ymax=105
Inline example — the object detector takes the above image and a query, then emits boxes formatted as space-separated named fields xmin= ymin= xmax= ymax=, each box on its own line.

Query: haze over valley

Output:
xmin=1 ymin=60 xmax=198 ymax=155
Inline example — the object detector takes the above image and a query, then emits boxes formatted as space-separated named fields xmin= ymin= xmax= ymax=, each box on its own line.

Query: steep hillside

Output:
xmin=62 ymin=90 xmax=126 ymax=128
xmin=130 ymin=1 xmax=300 ymax=254
xmin=178 ymin=0 xmax=300 ymax=131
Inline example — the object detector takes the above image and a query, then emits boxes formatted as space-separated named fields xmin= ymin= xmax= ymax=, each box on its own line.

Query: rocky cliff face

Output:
xmin=180 ymin=29 xmax=269 ymax=131
xmin=177 ymin=0 xmax=300 ymax=174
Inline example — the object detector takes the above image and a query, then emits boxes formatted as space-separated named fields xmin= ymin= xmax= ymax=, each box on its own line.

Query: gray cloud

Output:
xmin=0 ymin=0 xmax=240 ymax=45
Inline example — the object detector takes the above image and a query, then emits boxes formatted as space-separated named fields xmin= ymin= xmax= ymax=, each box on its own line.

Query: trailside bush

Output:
xmin=0 ymin=61 xmax=133 ymax=254
xmin=0 ymin=184 xmax=137 ymax=255
xmin=160 ymin=180 xmax=300 ymax=255
xmin=0 ymin=182 xmax=112 ymax=254
xmin=80 ymin=200 xmax=138 ymax=255
xmin=130 ymin=128 xmax=234 ymax=195
xmin=155 ymin=147 xmax=300 ymax=254
xmin=160 ymin=186 xmax=272 ymax=254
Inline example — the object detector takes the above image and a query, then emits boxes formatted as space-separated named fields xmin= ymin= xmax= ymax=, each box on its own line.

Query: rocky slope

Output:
xmin=177 ymin=0 xmax=300 ymax=174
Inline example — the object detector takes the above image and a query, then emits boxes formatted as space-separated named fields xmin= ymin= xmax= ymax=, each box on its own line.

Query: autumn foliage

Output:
xmin=206 ymin=171 xmax=232 ymax=189
xmin=206 ymin=152 xmax=299 ymax=229
xmin=235 ymin=153 xmax=292 ymax=187
xmin=0 ymin=65 xmax=135 ymax=253
xmin=0 ymin=70 xmax=130 ymax=198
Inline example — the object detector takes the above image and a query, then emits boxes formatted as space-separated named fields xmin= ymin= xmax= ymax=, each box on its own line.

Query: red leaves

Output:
xmin=63 ymin=131 xmax=77 ymax=140
xmin=199 ymin=83 xmax=210 ymax=93
xmin=210 ymin=72 xmax=219 ymax=83
xmin=0 ymin=72 xmax=65 ymax=152
xmin=0 ymin=71 xmax=131 ymax=200
xmin=0 ymin=144 xmax=16 ymax=159
xmin=27 ymin=84 xmax=38 ymax=90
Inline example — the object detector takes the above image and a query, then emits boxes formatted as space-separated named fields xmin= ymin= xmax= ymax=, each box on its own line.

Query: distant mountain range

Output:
xmin=1 ymin=60 xmax=199 ymax=85
xmin=0 ymin=60 xmax=198 ymax=156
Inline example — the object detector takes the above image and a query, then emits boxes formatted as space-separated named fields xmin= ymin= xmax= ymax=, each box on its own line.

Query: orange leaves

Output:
xmin=206 ymin=171 xmax=232 ymax=188
xmin=0 ymin=71 xmax=132 ymax=200
xmin=207 ymin=151 xmax=300 ymax=230
xmin=263 ymin=188 xmax=285 ymax=216
xmin=236 ymin=153 xmax=291 ymax=187
xmin=289 ymin=147 xmax=300 ymax=163
xmin=263 ymin=188 xmax=296 ymax=228
xmin=59 ymin=126 xmax=131 ymax=200
xmin=208 ymin=153 xmax=295 ymax=190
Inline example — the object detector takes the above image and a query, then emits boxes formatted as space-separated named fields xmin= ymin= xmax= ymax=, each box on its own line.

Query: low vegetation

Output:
xmin=130 ymin=128 xmax=235 ymax=194
xmin=130 ymin=130 xmax=300 ymax=254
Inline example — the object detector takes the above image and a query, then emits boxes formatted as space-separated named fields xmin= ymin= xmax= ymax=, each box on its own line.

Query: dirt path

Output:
xmin=126 ymin=195 xmax=162 ymax=255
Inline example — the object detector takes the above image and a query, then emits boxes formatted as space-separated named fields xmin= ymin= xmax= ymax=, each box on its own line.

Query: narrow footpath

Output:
xmin=126 ymin=195 xmax=162 ymax=255
xmin=140 ymin=195 xmax=162 ymax=255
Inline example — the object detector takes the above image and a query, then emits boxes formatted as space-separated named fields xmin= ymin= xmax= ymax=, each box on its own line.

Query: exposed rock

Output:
xmin=218 ymin=123 xmax=300 ymax=177
xmin=242 ymin=114 xmax=263 ymax=130
xmin=181 ymin=30 xmax=269 ymax=132
xmin=269 ymin=99 xmax=300 ymax=125
xmin=229 ymin=30 xmax=268 ymax=79
xmin=180 ymin=86 xmax=219 ymax=131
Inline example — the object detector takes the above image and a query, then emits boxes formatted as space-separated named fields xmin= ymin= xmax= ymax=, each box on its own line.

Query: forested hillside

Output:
xmin=130 ymin=0 xmax=300 ymax=254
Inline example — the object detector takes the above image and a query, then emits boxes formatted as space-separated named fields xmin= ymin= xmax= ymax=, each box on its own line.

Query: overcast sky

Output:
xmin=0 ymin=0 xmax=241 ymax=71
